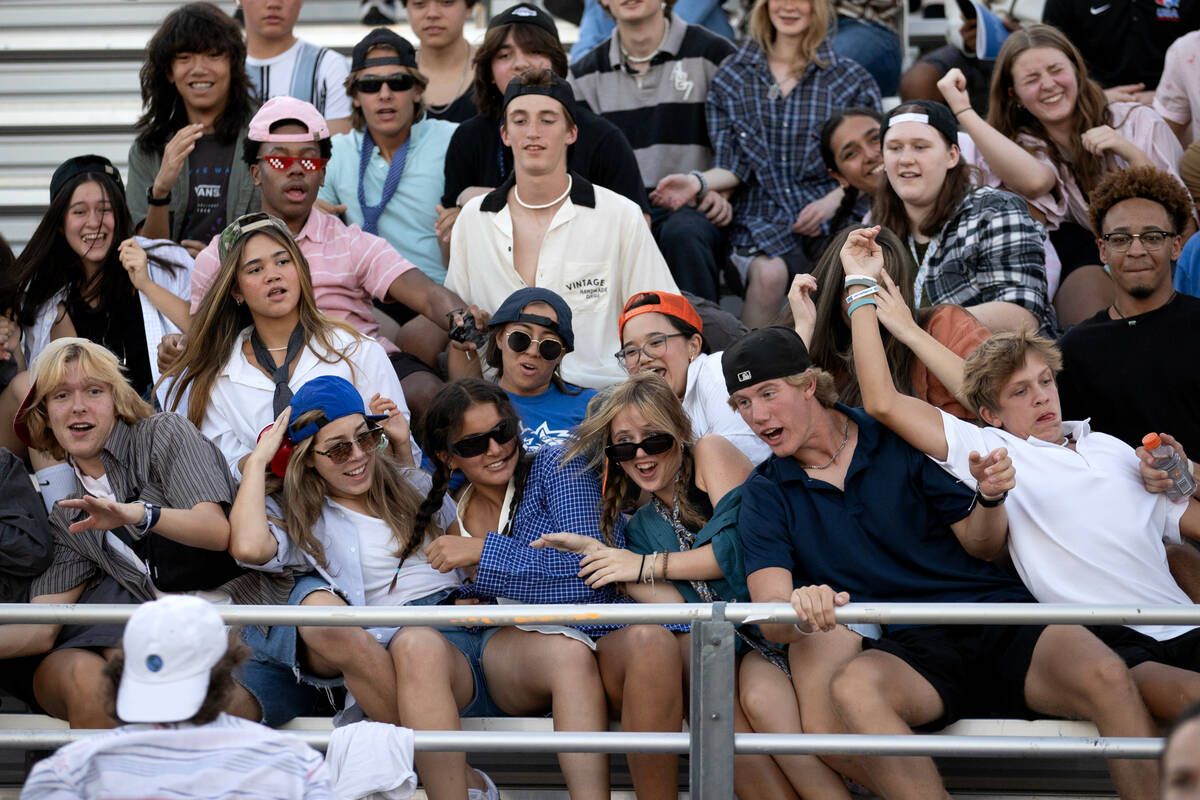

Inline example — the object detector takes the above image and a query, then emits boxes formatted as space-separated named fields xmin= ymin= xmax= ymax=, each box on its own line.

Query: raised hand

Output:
xmin=118 ymin=238 xmax=151 ymax=292
xmin=968 ymin=447 xmax=1015 ymax=499
xmin=787 ymin=274 xmax=818 ymax=346
xmin=839 ymin=225 xmax=885 ymax=279
xmin=153 ymin=124 xmax=205 ymax=199
xmin=936 ymin=68 xmax=972 ymax=116
xmin=249 ymin=407 xmax=292 ymax=468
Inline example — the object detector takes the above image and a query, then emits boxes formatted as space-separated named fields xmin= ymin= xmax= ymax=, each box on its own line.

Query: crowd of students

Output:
xmin=3 ymin=0 xmax=1200 ymax=798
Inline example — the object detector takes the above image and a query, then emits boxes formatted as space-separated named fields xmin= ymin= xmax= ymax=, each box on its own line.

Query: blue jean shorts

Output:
xmin=406 ymin=587 xmax=505 ymax=718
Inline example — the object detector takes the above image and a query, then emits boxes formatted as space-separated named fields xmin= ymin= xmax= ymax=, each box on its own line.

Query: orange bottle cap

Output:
xmin=1143 ymin=433 xmax=1162 ymax=450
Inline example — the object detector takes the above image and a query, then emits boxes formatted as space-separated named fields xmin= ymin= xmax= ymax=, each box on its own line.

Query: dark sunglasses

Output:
xmin=451 ymin=418 xmax=518 ymax=458
xmin=312 ymin=426 xmax=385 ymax=464
xmin=604 ymin=432 xmax=676 ymax=463
xmin=353 ymin=74 xmax=416 ymax=94
xmin=506 ymin=330 xmax=564 ymax=361
xmin=260 ymin=155 xmax=330 ymax=172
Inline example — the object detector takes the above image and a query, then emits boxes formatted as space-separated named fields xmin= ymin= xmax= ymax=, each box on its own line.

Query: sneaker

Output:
xmin=360 ymin=0 xmax=397 ymax=24
xmin=467 ymin=768 xmax=499 ymax=800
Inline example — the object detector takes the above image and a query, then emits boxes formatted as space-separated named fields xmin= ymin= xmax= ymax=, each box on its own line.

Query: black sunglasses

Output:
xmin=451 ymin=418 xmax=518 ymax=458
xmin=506 ymin=330 xmax=564 ymax=361
xmin=353 ymin=74 xmax=416 ymax=94
xmin=604 ymin=433 xmax=676 ymax=463
xmin=312 ymin=426 xmax=385 ymax=464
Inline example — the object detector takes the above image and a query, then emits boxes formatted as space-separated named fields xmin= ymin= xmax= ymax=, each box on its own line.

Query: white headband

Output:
xmin=888 ymin=112 xmax=931 ymax=126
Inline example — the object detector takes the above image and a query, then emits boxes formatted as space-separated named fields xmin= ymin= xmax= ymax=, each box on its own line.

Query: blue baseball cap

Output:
xmin=287 ymin=376 xmax=384 ymax=443
xmin=488 ymin=287 xmax=574 ymax=352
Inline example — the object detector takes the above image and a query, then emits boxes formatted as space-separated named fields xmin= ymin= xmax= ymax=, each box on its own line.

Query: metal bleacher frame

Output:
xmin=2 ymin=600 xmax=1194 ymax=797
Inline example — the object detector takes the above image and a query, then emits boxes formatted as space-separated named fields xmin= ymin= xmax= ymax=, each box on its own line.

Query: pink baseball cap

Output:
xmin=248 ymin=96 xmax=331 ymax=143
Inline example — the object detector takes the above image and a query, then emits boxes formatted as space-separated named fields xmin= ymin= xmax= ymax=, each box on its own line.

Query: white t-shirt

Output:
xmin=332 ymin=500 xmax=459 ymax=607
xmin=683 ymin=352 xmax=772 ymax=465
xmin=937 ymin=411 xmax=1192 ymax=640
xmin=1155 ymin=30 xmax=1200 ymax=146
xmin=246 ymin=39 xmax=352 ymax=121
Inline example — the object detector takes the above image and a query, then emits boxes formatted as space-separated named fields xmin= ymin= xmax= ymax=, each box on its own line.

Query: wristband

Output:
xmin=845 ymin=285 xmax=881 ymax=304
xmin=688 ymin=169 xmax=708 ymax=200
xmin=139 ymin=501 xmax=162 ymax=533
xmin=846 ymin=297 xmax=879 ymax=317
xmin=976 ymin=490 xmax=1007 ymax=508
xmin=843 ymin=274 xmax=878 ymax=290
xmin=953 ymin=107 xmax=972 ymax=117
xmin=146 ymin=185 xmax=171 ymax=206
xmin=792 ymin=623 xmax=813 ymax=637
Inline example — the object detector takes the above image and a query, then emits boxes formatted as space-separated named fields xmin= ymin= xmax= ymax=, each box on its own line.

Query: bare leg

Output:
xmin=32 ymin=648 xmax=117 ymax=729
xmin=1167 ymin=543 xmax=1200 ymax=603
xmin=481 ymin=628 xmax=609 ymax=799
xmin=389 ymin=627 xmax=478 ymax=800
xmin=739 ymin=651 xmax=851 ymax=799
xmin=1130 ymin=661 xmax=1200 ymax=722
xmin=399 ymin=370 xmax=444 ymax=435
xmin=1053 ymin=265 xmax=1113 ymax=327
xmin=224 ymin=683 xmax=263 ymax=722
xmin=296 ymin=590 xmax=399 ymax=724
xmin=742 ymin=256 xmax=789 ymax=329
xmin=0 ymin=370 xmax=30 ymax=460
xmin=830 ymin=649 xmax=951 ymax=800
xmin=595 ymin=624 xmax=684 ymax=800
xmin=396 ymin=315 xmax=449 ymax=371
xmin=1024 ymin=625 xmax=1158 ymax=800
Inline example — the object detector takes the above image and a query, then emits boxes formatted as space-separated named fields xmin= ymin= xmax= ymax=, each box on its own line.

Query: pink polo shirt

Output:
xmin=190 ymin=208 xmax=414 ymax=353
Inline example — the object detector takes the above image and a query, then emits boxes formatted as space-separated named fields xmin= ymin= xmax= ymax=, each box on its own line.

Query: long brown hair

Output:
xmin=987 ymin=24 xmax=1115 ymax=202
xmin=471 ymin=23 xmax=568 ymax=119
xmin=269 ymin=410 xmax=436 ymax=572
xmin=803 ymin=226 xmax=920 ymax=406
xmin=872 ymin=102 xmax=974 ymax=240
xmin=157 ymin=226 xmax=361 ymax=425
xmin=565 ymin=373 xmax=704 ymax=545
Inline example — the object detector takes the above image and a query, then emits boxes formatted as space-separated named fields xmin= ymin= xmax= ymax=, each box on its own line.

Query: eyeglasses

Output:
xmin=353 ymin=74 xmax=416 ymax=94
xmin=451 ymin=418 xmax=518 ymax=458
xmin=506 ymin=330 xmax=564 ymax=361
xmin=312 ymin=426 xmax=385 ymax=464
xmin=614 ymin=333 xmax=686 ymax=369
xmin=604 ymin=433 xmax=676 ymax=463
xmin=260 ymin=155 xmax=330 ymax=172
xmin=1101 ymin=230 xmax=1176 ymax=252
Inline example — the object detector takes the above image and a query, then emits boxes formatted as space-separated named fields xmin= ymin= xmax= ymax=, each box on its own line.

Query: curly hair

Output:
xmin=961 ymin=330 xmax=1062 ymax=416
xmin=134 ymin=3 xmax=253 ymax=151
xmin=1087 ymin=165 xmax=1195 ymax=235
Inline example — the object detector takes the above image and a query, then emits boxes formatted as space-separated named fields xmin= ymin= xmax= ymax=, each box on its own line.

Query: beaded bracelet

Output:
xmin=847 ymin=297 xmax=879 ymax=317
xmin=845 ymin=285 xmax=881 ymax=305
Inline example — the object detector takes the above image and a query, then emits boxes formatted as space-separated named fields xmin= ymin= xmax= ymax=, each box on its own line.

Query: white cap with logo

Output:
xmin=117 ymin=595 xmax=229 ymax=723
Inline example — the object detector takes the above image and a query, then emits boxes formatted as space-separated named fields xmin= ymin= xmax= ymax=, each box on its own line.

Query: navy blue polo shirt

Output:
xmin=739 ymin=405 xmax=1032 ymax=607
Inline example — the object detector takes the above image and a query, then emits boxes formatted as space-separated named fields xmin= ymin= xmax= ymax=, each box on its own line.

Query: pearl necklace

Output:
xmin=513 ymin=175 xmax=573 ymax=210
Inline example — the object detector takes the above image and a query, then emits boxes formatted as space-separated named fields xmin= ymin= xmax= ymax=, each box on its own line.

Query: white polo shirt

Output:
xmin=937 ymin=411 xmax=1192 ymax=640
xmin=446 ymin=173 xmax=678 ymax=389
xmin=201 ymin=326 xmax=419 ymax=480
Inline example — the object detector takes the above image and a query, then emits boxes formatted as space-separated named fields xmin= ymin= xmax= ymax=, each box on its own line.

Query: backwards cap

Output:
xmin=879 ymin=100 xmax=959 ymax=147
xmin=619 ymin=291 xmax=703 ymax=341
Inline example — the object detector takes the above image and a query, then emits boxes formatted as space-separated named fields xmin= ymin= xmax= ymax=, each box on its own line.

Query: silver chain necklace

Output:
xmin=803 ymin=415 xmax=851 ymax=470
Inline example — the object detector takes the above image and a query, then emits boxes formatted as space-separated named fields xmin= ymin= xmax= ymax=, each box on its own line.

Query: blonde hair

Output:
xmin=345 ymin=45 xmax=429 ymax=132
xmin=961 ymin=331 xmax=1063 ymax=416
xmin=726 ymin=367 xmax=840 ymax=411
xmin=20 ymin=338 xmax=154 ymax=459
xmin=158 ymin=225 xmax=361 ymax=426
xmin=270 ymin=409 xmax=439 ymax=572
xmin=748 ymin=0 xmax=831 ymax=73
xmin=566 ymin=373 xmax=704 ymax=544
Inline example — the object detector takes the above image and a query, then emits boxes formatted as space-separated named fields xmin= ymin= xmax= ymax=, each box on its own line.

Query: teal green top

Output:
xmin=625 ymin=485 xmax=747 ymax=603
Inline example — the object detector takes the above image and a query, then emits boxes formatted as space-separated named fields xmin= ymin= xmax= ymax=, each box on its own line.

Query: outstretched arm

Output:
xmin=845 ymin=228 xmax=950 ymax=460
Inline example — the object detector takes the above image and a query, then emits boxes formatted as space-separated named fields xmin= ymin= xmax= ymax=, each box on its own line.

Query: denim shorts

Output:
xmin=406 ymin=587 xmax=505 ymax=718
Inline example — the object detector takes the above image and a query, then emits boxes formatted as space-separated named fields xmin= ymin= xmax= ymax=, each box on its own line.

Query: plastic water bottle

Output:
xmin=1142 ymin=433 xmax=1197 ymax=502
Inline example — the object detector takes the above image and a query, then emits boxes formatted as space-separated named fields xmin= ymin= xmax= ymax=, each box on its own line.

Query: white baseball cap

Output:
xmin=117 ymin=596 xmax=229 ymax=723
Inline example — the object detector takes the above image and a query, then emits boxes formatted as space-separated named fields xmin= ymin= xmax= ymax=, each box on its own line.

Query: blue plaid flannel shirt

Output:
xmin=707 ymin=40 xmax=880 ymax=257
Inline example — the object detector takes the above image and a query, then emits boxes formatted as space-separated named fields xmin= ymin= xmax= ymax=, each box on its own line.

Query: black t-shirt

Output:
xmin=441 ymin=107 xmax=651 ymax=212
xmin=1044 ymin=0 xmax=1200 ymax=88
xmin=181 ymin=134 xmax=236 ymax=243
xmin=65 ymin=288 xmax=153 ymax=396
xmin=425 ymin=90 xmax=478 ymax=124
xmin=1058 ymin=293 xmax=1200 ymax=453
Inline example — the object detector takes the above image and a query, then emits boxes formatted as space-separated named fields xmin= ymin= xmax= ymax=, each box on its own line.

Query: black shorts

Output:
xmin=1049 ymin=222 xmax=1103 ymax=282
xmin=1091 ymin=625 xmax=1200 ymax=670
xmin=862 ymin=624 xmax=1045 ymax=729
xmin=389 ymin=350 xmax=436 ymax=381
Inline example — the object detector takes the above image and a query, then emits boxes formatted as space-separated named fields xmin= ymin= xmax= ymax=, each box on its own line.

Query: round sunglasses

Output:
xmin=353 ymin=74 xmax=417 ymax=94
xmin=506 ymin=330 xmax=564 ymax=361
xmin=312 ymin=426 xmax=386 ymax=463
xmin=604 ymin=432 xmax=676 ymax=463
xmin=451 ymin=418 xmax=518 ymax=458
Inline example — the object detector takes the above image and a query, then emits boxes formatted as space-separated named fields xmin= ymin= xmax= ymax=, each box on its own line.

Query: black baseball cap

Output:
xmin=723 ymin=327 xmax=813 ymax=395
xmin=489 ymin=287 xmax=574 ymax=352
xmin=50 ymin=155 xmax=124 ymax=202
xmin=502 ymin=71 xmax=578 ymax=122
xmin=488 ymin=2 xmax=559 ymax=40
xmin=351 ymin=28 xmax=418 ymax=73
xmin=879 ymin=100 xmax=959 ymax=147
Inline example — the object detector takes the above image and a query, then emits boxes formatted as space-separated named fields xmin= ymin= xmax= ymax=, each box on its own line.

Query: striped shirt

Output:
xmin=20 ymin=713 xmax=331 ymax=800
xmin=569 ymin=13 xmax=736 ymax=188
xmin=31 ymin=414 xmax=291 ymax=608
xmin=707 ymin=40 xmax=880 ymax=257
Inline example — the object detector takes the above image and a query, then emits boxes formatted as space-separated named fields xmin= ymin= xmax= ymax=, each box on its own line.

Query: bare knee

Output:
xmin=748 ymin=258 xmax=788 ymax=300
xmin=830 ymin=659 xmax=887 ymax=724
xmin=1076 ymin=650 xmax=1139 ymax=704
xmin=299 ymin=625 xmax=380 ymax=669
xmin=390 ymin=627 xmax=455 ymax=674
